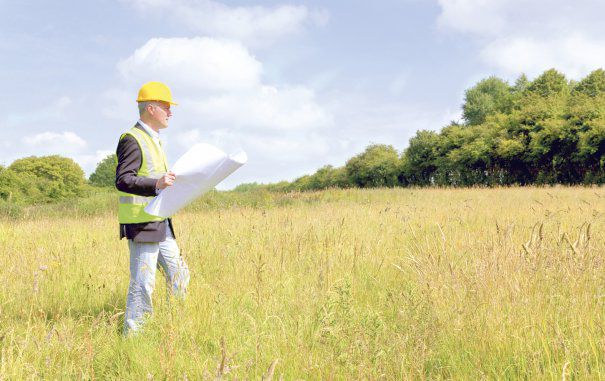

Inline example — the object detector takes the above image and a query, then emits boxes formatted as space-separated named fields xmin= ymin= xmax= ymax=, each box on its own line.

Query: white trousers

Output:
xmin=123 ymin=229 xmax=190 ymax=335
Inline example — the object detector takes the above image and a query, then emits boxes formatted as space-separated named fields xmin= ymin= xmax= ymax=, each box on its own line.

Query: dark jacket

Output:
xmin=115 ymin=123 xmax=175 ymax=242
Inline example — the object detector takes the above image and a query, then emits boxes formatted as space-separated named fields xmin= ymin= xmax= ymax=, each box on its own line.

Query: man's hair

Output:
xmin=138 ymin=101 xmax=153 ymax=116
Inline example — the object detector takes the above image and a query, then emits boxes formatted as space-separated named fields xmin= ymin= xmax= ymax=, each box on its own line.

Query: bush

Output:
xmin=345 ymin=144 xmax=401 ymax=188
xmin=233 ymin=182 xmax=263 ymax=192
xmin=89 ymin=154 xmax=117 ymax=187
xmin=8 ymin=155 xmax=86 ymax=202
xmin=0 ymin=167 xmax=44 ymax=204
xmin=0 ymin=199 xmax=24 ymax=218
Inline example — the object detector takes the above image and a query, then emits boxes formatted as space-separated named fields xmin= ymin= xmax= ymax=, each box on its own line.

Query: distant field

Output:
xmin=2 ymin=187 xmax=605 ymax=379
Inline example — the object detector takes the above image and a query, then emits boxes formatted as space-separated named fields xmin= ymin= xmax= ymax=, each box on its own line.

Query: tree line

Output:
xmin=2 ymin=68 xmax=605 ymax=206
xmin=237 ymin=68 xmax=605 ymax=192
xmin=0 ymin=154 xmax=116 ymax=204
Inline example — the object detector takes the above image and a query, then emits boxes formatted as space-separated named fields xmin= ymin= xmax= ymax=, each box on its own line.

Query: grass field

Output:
xmin=2 ymin=187 xmax=605 ymax=379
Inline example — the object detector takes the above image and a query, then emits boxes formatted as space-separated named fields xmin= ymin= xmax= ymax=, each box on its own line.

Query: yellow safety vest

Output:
xmin=118 ymin=126 xmax=168 ymax=224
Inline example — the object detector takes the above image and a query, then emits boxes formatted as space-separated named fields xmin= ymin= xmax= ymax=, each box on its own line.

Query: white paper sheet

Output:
xmin=144 ymin=143 xmax=247 ymax=217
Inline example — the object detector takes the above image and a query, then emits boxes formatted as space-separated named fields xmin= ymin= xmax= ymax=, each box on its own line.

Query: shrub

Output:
xmin=8 ymin=155 xmax=86 ymax=202
xmin=89 ymin=154 xmax=118 ymax=187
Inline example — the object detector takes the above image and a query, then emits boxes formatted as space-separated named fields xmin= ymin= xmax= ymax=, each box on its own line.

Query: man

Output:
xmin=115 ymin=81 xmax=190 ymax=335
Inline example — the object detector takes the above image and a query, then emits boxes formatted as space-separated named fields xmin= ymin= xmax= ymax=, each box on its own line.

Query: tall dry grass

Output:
xmin=1 ymin=187 xmax=605 ymax=379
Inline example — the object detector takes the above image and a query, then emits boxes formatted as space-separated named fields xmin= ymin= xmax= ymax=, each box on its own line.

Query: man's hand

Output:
xmin=156 ymin=171 xmax=176 ymax=190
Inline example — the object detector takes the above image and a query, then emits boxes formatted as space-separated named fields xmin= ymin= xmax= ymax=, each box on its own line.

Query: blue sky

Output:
xmin=2 ymin=0 xmax=604 ymax=188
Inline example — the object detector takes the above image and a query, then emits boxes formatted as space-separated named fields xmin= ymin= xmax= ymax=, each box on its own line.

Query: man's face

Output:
xmin=149 ymin=101 xmax=172 ymax=129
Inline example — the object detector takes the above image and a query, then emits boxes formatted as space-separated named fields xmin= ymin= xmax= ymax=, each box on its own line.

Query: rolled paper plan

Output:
xmin=145 ymin=143 xmax=247 ymax=217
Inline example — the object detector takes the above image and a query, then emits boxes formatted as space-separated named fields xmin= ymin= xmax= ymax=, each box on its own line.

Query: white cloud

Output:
xmin=113 ymin=37 xmax=331 ymax=131
xmin=437 ymin=0 xmax=601 ymax=37
xmin=0 ymin=94 xmax=108 ymax=174
xmin=101 ymin=88 xmax=133 ymax=122
xmin=211 ymin=92 xmax=460 ymax=188
xmin=14 ymin=132 xmax=111 ymax=176
xmin=105 ymin=31 xmax=460 ymax=188
xmin=481 ymin=34 xmax=605 ymax=79
xmin=23 ymin=131 xmax=87 ymax=152
xmin=108 ymin=36 xmax=335 ymax=186
xmin=127 ymin=0 xmax=170 ymax=7
xmin=437 ymin=0 xmax=605 ymax=78
xmin=185 ymin=85 xmax=332 ymax=131
xmin=117 ymin=37 xmax=262 ymax=92
xmin=123 ymin=0 xmax=328 ymax=48
xmin=53 ymin=96 xmax=72 ymax=109
xmin=5 ymin=96 xmax=73 ymax=127
xmin=437 ymin=0 xmax=508 ymax=36
xmin=73 ymin=150 xmax=115 ymax=176
xmin=108 ymin=1 xmax=331 ymax=187
xmin=176 ymin=128 xmax=330 ymax=163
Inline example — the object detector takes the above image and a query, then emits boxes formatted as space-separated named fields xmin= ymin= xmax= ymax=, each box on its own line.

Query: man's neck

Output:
xmin=140 ymin=117 xmax=160 ymax=132
xmin=137 ymin=120 xmax=160 ymax=140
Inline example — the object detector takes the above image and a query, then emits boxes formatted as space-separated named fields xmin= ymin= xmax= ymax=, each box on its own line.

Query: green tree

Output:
xmin=573 ymin=69 xmax=605 ymax=97
xmin=346 ymin=144 xmax=400 ymax=188
xmin=290 ymin=175 xmax=313 ymax=191
xmin=233 ymin=182 xmax=263 ymax=192
xmin=306 ymin=165 xmax=350 ymax=190
xmin=0 ymin=168 xmax=45 ymax=204
xmin=526 ymin=69 xmax=569 ymax=97
xmin=577 ymin=118 xmax=605 ymax=182
xmin=513 ymin=74 xmax=530 ymax=94
xmin=328 ymin=166 xmax=351 ymax=188
xmin=89 ymin=153 xmax=118 ymax=187
xmin=9 ymin=155 xmax=86 ymax=201
xmin=401 ymin=130 xmax=440 ymax=185
xmin=244 ymin=68 xmax=605 ymax=189
xmin=462 ymin=76 xmax=513 ymax=125
xmin=266 ymin=181 xmax=292 ymax=192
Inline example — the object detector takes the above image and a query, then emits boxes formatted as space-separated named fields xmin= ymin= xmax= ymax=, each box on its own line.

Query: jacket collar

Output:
xmin=135 ymin=120 xmax=160 ymax=140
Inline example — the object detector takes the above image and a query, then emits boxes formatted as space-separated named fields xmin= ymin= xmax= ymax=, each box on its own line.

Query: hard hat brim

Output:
xmin=136 ymin=98 xmax=178 ymax=106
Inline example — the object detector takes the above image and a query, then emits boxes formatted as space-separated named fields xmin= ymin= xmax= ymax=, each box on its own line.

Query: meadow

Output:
xmin=1 ymin=186 xmax=605 ymax=379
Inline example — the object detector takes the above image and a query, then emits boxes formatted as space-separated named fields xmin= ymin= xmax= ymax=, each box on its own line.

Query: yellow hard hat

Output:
xmin=136 ymin=81 xmax=178 ymax=105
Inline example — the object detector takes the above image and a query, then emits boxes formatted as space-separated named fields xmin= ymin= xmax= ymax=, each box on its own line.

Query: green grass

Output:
xmin=1 ymin=187 xmax=605 ymax=379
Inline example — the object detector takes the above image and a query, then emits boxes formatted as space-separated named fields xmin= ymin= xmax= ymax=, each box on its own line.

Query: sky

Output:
xmin=2 ymin=0 xmax=605 ymax=188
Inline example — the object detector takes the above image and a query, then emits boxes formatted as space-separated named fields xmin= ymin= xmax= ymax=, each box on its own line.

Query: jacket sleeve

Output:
xmin=115 ymin=135 xmax=158 ymax=196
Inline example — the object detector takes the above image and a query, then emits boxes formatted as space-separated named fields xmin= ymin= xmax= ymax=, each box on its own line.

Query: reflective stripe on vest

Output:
xmin=119 ymin=195 xmax=154 ymax=204
xmin=118 ymin=125 xmax=168 ymax=224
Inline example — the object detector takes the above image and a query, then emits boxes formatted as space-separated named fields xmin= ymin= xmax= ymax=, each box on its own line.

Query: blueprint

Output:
xmin=144 ymin=143 xmax=247 ymax=217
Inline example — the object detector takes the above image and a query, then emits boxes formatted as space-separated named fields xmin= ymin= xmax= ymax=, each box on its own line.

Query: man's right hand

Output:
xmin=156 ymin=171 xmax=176 ymax=190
